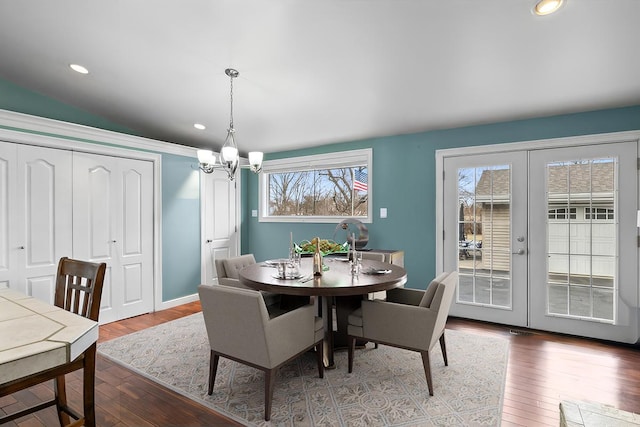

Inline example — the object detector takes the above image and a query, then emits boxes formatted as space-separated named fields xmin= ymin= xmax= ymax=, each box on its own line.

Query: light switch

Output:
xmin=252 ymin=210 xmax=258 ymax=217
xmin=380 ymin=208 xmax=387 ymax=218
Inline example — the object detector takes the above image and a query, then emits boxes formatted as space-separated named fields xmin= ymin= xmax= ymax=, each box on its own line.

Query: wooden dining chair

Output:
xmin=0 ymin=257 xmax=106 ymax=427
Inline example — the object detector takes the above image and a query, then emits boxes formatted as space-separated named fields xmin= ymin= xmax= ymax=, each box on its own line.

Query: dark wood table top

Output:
xmin=238 ymin=257 xmax=407 ymax=297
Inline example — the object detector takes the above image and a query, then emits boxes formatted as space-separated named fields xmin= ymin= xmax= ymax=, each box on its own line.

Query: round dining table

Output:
xmin=239 ymin=256 xmax=407 ymax=368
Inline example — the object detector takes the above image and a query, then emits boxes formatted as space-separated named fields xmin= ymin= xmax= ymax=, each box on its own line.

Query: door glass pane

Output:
xmin=545 ymin=158 xmax=616 ymax=322
xmin=457 ymin=165 xmax=511 ymax=308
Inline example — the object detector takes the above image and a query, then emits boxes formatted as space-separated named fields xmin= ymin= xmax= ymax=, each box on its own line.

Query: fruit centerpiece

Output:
xmin=295 ymin=238 xmax=349 ymax=256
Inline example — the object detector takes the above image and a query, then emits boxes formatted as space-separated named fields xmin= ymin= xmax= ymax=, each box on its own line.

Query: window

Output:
xmin=585 ymin=207 xmax=614 ymax=220
xmin=548 ymin=207 xmax=576 ymax=220
xmin=259 ymin=149 xmax=372 ymax=223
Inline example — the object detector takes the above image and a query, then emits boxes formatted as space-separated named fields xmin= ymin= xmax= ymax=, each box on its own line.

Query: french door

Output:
xmin=528 ymin=142 xmax=637 ymax=342
xmin=441 ymin=139 xmax=639 ymax=343
xmin=443 ymin=152 xmax=528 ymax=327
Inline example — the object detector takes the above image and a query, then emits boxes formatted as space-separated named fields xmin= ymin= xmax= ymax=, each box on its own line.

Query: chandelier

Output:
xmin=197 ymin=68 xmax=263 ymax=180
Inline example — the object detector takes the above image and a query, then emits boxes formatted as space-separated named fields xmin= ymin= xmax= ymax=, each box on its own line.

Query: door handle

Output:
xmin=512 ymin=248 xmax=526 ymax=255
xmin=206 ymin=239 xmax=213 ymax=243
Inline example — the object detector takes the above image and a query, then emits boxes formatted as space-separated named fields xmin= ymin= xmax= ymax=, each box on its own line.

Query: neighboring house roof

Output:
xmin=474 ymin=162 xmax=614 ymax=201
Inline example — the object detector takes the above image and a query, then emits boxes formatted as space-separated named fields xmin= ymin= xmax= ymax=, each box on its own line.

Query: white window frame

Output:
xmin=259 ymin=148 xmax=373 ymax=223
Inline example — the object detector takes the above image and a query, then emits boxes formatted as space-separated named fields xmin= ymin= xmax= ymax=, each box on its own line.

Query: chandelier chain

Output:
xmin=229 ymin=72 xmax=234 ymax=130
xmin=197 ymin=67 xmax=261 ymax=179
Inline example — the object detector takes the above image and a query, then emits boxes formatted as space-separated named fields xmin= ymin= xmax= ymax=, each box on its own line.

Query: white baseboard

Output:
xmin=157 ymin=293 xmax=200 ymax=311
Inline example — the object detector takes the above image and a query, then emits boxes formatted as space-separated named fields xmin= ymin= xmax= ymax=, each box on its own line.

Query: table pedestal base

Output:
xmin=320 ymin=295 xmax=366 ymax=369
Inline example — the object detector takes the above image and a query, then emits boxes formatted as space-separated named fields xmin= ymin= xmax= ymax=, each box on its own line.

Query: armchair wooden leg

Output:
xmin=420 ymin=351 xmax=434 ymax=396
xmin=439 ymin=333 xmax=448 ymax=366
xmin=264 ymin=368 xmax=276 ymax=421
xmin=316 ymin=341 xmax=324 ymax=379
xmin=347 ymin=336 xmax=356 ymax=373
xmin=208 ymin=351 xmax=220 ymax=395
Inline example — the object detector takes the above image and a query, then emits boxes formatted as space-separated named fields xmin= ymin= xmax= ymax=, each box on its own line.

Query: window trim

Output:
xmin=259 ymin=148 xmax=373 ymax=223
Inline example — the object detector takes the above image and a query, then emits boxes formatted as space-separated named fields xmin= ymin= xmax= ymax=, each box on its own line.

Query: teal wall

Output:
xmin=0 ymin=78 xmax=140 ymax=135
xmin=3 ymin=76 xmax=640 ymax=296
xmin=161 ymin=154 xmax=202 ymax=300
xmin=243 ymin=105 xmax=640 ymax=289
xmin=0 ymin=77 xmax=201 ymax=302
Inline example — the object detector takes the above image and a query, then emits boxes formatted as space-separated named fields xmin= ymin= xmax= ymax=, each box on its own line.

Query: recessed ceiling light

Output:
xmin=194 ymin=123 xmax=206 ymax=130
xmin=534 ymin=0 xmax=564 ymax=16
xmin=69 ymin=64 xmax=89 ymax=74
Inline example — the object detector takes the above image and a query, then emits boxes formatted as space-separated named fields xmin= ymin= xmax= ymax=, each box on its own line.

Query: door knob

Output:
xmin=206 ymin=239 xmax=213 ymax=243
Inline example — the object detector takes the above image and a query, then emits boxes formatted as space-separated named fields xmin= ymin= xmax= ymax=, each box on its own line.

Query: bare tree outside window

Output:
xmin=259 ymin=148 xmax=372 ymax=222
xmin=268 ymin=167 xmax=368 ymax=217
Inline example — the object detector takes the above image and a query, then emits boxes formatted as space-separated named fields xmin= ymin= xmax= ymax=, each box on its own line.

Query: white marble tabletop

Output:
xmin=0 ymin=288 xmax=98 ymax=385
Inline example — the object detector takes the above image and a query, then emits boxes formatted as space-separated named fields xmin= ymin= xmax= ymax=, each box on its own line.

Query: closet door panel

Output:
xmin=123 ymin=263 xmax=143 ymax=303
xmin=0 ymin=142 xmax=16 ymax=289
xmin=122 ymin=168 xmax=143 ymax=256
xmin=16 ymin=145 xmax=72 ymax=301
xmin=118 ymin=158 xmax=153 ymax=318
xmin=73 ymin=152 xmax=153 ymax=323
xmin=86 ymin=165 xmax=113 ymax=259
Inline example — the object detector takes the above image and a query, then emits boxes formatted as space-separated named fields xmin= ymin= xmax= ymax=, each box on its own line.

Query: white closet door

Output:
xmin=73 ymin=152 xmax=153 ymax=323
xmin=0 ymin=141 xmax=17 ymax=290
xmin=201 ymin=169 xmax=238 ymax=285
xmin=0 ymin=142 xmax=73 ymax=301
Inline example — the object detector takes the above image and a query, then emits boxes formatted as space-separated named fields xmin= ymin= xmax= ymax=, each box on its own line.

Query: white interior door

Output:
xmin=529 ymin=141 xmax=638 ymax=343
xmin=0 ymin=142 xmax=72 ymax=302
xmin=0 ymin=141 xmax=16 ymax=290
xmin=73 ymin=152 xmax=154 ymax=323
xmin=443 ymin=152 xmax=528 ymax=327
xmin=201 ymin=169 xmax=238 ymax=285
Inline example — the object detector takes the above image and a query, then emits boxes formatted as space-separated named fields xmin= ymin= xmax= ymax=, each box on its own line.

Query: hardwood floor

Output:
xmin=447 ymin=318 xmax=640 ymax=426
xmin=2 ymin=302 xmax=639 ymax=426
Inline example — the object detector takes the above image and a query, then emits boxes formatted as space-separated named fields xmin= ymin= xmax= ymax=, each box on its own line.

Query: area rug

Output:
xmin=98 ymin=313 xmax=508 ymax=426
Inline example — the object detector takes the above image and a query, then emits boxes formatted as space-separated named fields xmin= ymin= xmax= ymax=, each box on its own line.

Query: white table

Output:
xmin=0 ymin=288 xmax=98 ymax=385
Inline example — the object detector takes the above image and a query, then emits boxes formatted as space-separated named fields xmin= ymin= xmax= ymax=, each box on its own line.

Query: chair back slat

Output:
xmin=55 ymin=257 xmax=107 ymax=321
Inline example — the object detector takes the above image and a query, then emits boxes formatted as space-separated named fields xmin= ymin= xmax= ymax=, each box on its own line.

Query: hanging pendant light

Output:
xmin=220 ymin=68 xmax=240 ymax=179
xmin=197 ymin=68 xmax=263 ymax=180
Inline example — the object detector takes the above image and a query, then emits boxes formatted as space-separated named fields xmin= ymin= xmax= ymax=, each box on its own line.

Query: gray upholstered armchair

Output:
xmin=198 ymin=284 xmax=324 ymax=421
xmin=347 ymin=271 xmax=457 ymax=396
xmin=214 ymin=254 xmax=280 ymax=306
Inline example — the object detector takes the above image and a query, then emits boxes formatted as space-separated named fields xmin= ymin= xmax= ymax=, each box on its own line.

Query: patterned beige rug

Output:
xmin=98 ymin=313 xmax=508 ymax=426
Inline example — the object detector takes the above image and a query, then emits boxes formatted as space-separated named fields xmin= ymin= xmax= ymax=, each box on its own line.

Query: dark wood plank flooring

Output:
xmin=2 ymin=301 xmax=639 ymax=426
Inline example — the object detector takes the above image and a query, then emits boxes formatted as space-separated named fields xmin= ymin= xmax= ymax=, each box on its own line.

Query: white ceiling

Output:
xmin=0 ymin=1 xmax=639 ymax=155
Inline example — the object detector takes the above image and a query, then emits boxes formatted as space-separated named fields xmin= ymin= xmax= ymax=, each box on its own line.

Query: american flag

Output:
xmin=353 ymin=168 xmax=368 ymax=192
